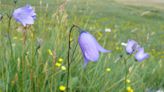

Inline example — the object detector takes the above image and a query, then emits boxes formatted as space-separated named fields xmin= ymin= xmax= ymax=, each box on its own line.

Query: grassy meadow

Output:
xmin=0 ymin=0 xmax=164 ymax=92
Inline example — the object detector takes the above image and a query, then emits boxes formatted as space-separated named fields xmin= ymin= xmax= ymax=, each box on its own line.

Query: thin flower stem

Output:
xmin=5 ymin=0 xmax=16 ymax=59
xmin=6 ymin=16 xmax=13 ymax=60
xmin=6 ymin=0 xmax=17 ymax=60
xmin=123 ymin=55 xmax=132 ymax=91
xmin=67 ymin=24 xmax=80 ymax=91
xmin=22 ymin=27 xmax=27 ymax=62
xmin=124 ymin=57 xmax=127 ymax=91
xmin=22 ymin=27 xmax=27 ymax=91
xmin=70 ymin=41 xmax=78 ymax=64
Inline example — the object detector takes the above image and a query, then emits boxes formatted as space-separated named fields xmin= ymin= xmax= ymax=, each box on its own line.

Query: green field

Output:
xmin=0 ymin=0 xmax=164 ymax=92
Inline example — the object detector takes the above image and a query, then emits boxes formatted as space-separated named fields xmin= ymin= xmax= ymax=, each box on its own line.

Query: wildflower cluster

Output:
xmin=122 ymin=39 xmax=149 ymax=62
xmin=4 ymin=3 xmax=152 ymax=92
xmin=55 ymin=58 xmax=66 ymax=71
xmin=125 ymin=79 xmax=134 ymax=92
xmin=127 ymin=86 xmax=134 ymax=92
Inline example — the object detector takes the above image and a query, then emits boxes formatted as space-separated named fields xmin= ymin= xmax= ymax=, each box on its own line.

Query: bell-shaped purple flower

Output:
xmin=126 ymin=40 xmax=139 ymax=54
xmin=135 ymin=47 xmax=149 ymax=62
xmin=78 ymin=31 xmax=111 ymax=67
xmin=13 ymin=5 xmax=36 ymax=26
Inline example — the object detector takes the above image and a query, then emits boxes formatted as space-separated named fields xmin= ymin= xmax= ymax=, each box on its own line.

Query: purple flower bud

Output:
xmin=135 ymin=47 xmax=149 ymax=62
xmin=13 ymin=5 xmax=36 ymax=26
xmin=78 ymin=31 xmax=111 ymax=67
xmin=126 ymin=40 xmax=139 ymax=54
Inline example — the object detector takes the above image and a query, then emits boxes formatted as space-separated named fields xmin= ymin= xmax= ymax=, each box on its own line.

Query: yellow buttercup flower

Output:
xmin=58 ymin=58 xmax=63 ymax=63
xmin=126 ymin=79 xmax=131 ymax=83
xmin=127 ymin=86 xmax=134 ymax=92
xmin=55 ymin=62 xmax=61 ymax=67
xmin=48 ymin=49 xmax=53 ymax=56
xmin=59 ymin=85 xmax=66 ymax=91
xmin=61 ymin=66 xmax=66 ymax=71
xmin=106 ymin=68 xmax=111 ymax=72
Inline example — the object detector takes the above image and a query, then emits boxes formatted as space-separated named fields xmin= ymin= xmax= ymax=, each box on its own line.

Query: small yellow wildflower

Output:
xmin=58 ymin=58 xmax=63 ymax=63
xmin=127 ymin=86 xmax=134 ymax=92
xmin=48 ymin=49 xmax=53 ymax=56
xmin=106 ymin=68 xmax=111 ymax=72
xmin=59 ymin=85 xmax=66 ymax=91
xmin=61 ymin=66 xmax=66 ymax=71
xmin=55 ymin=62 xmax=61 ymax=67
xmin=126 ymin=79 xmax=131 ymax=83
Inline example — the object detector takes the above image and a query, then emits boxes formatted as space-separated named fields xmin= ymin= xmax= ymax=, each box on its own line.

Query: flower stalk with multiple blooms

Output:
xmin=123 ymin=39 xmax=149 ymax=62
xmin=122 ymin=39 xmax=150 ymax=91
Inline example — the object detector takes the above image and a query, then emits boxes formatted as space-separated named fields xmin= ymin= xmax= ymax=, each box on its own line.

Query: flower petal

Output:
xmin=87 ymin=31 xmax=111 ymax=53
xmin=13 ymin=5 xmax=36 ymax=26
xmin=78 ymin=31 xmax=99 ymax=62
xmin=126 ymin=39 xmax=138 ymax=54
xmin=95 ymin=42 xmax=111 ymax=53
xmin=83 ymin=57 xmax=89 ymax=68
xmin=78 ymin=31 xmax=111 ymax=66
xmin=135 ymin=47 xmax=149 ymax=62
xmin=21 ymin=16 xmax=34 ymax=26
